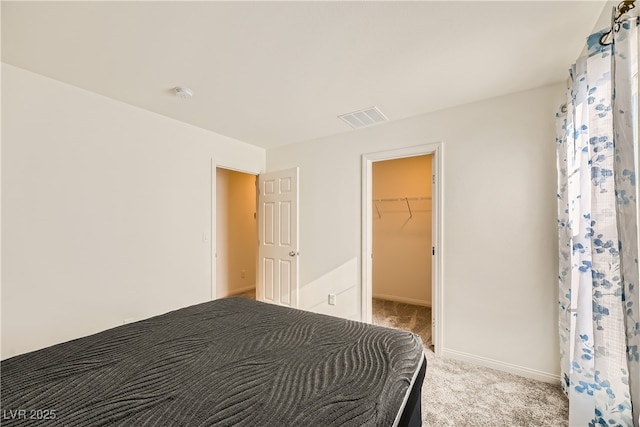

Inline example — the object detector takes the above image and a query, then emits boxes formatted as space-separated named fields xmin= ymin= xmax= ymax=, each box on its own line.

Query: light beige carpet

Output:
xmin=230 ymin=290 xmax=569 ymax=426
xmin=372 ymin=298 xmax=568 ymax=427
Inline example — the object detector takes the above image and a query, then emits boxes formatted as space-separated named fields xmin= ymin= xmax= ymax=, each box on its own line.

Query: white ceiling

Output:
xmin=2 ymin=1 xmax=606 ymax=149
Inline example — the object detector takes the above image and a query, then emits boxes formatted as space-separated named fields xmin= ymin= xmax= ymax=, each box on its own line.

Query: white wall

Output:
xmin=372 ymin=155 xmax=432 ymax=306
xmin=267 ymin=83 xmax=564 ymax=381
xmin=593 ymin=1 xmax=617 ymax=33
xmin=216 ymin=168 xmax=257 ymax=297
xmin=1 ymin=64 xmax=265 ymax=359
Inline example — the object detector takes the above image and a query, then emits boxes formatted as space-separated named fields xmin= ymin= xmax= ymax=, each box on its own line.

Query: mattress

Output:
xmin=1 ymin=297 xmax=425 ymax=426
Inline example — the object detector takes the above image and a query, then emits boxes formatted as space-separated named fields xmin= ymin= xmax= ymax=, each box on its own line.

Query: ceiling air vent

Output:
xmin=338 ymin=106 xmax=388 ymax=129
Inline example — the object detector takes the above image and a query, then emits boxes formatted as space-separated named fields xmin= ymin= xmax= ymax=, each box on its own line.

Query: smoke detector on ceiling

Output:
xmin=338 ymin=106 xmax=388 ymax=129
xmin=174 ymin=86 xmax=193 ymax=99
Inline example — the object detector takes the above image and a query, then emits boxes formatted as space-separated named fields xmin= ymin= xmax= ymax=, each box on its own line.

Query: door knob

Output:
xmin=289 ymin=251 xmax=299 ymax=257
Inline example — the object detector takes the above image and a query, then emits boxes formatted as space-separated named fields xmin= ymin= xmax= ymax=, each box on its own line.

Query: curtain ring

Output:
xmin=600 ymin=29 xmax=613 ymax=46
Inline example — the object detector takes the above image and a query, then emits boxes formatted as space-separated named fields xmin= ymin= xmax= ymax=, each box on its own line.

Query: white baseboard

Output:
xmin=441 ymin=348 xmax=561 ymax=384
xmin=373 ymin=293 xmax=431 ymax=307
xmin=227 ymin=285 xmax=256 ymax=297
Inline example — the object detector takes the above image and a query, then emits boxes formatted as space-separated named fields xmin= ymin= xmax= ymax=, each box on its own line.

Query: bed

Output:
xmin=1 ymin=297 xmax=426 ymax=426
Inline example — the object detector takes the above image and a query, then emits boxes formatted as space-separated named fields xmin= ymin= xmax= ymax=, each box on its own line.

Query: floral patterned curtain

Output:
xmin=555 ymin=14 xmax=639 ymax=427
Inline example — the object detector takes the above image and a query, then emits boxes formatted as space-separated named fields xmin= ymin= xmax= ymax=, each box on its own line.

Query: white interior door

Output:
xmin=257 ymin=168 xmax=299 ymax=308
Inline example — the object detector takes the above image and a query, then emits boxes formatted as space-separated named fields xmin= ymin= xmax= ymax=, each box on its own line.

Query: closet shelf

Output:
xmin=373 ymin=196 xmax=431 ymax=219
xmin=372 ymin=196 xmax=431 ymax=202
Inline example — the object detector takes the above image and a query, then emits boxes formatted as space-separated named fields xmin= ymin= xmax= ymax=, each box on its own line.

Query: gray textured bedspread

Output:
xmin=1 ymin=297 xmax=424 ymax=426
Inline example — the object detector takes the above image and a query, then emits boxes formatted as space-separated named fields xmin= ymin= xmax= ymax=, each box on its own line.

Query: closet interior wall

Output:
xmin=372 ymin=155 xmax=432 ymax=306
xmin=216 ymin=168 xmax=258 ymax=297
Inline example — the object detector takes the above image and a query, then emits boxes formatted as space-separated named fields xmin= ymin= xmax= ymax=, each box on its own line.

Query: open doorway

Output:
xmin=372 ymin=155 xmax=432 ymax=303
xmin=372 ymin=155 xmax=432 ymax=347
xmin=215 ymin=167 xmax=258 ymax=299
xmin=362 ymin=143 xmax=442 ymax=354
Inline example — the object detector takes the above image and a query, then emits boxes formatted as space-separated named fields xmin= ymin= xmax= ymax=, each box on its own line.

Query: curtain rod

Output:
xmin=600 ymin=0 xmax=637 ymax=46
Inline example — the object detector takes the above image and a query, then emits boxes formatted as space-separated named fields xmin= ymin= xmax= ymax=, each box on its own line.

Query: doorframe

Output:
xmin=211 ymin=160 xmax=261 ymax=301
xmin=361 ymin=143 xmax=443 ymax=355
